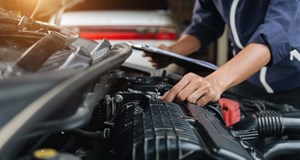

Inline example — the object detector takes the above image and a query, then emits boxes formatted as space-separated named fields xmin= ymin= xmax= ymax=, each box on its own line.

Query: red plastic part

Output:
xmin=219 ymin=98 xmax=240 ymax=127
xmin=80 ymin=32 xmax=177 ymax=40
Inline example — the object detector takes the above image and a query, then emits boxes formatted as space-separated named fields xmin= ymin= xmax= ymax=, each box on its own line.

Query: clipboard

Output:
xmin=127 ymin=43 xmax=219 ymax=71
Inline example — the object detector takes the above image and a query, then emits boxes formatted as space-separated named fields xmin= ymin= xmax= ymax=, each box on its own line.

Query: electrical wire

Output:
xmin=30 ymin=0 xmax=43 ymax=19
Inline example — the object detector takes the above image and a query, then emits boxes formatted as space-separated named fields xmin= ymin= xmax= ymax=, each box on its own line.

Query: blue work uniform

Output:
xmin=183 ymin=0 xmax=300 ymax=94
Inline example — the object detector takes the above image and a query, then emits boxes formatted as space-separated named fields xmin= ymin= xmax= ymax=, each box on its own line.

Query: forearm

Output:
xmin=169 ymin=34 xmax=201 ymax=56
xmin=206 ymin=43 xmax=271 ymax=93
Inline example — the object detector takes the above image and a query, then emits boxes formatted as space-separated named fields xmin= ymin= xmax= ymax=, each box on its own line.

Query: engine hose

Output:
xmin=256 ymin=111 xmax=300 ymax=137
xmin=235 ymin=111 xmax=300 ymax=138
xmin=261 ymin=140 xmax=300 ymax=160
xmin=256 ymin=111 xmax=283 ymax=137
xmin=69 ymin=129 xmax=104 ymax=140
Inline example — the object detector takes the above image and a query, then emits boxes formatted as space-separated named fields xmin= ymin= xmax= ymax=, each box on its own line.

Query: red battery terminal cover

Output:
xmin=219 ymin=98 xmax=240 ymax=127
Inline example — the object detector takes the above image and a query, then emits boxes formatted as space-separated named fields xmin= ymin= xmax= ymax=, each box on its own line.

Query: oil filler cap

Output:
xmin=33 ymin=148 xmax=58 ymax=160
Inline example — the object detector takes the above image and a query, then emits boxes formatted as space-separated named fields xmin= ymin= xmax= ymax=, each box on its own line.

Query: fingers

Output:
xmin=145 ymin=55 xmax=173 ymax=69
xmin=162 ymin=73 xmax=196 ymax=102
xmin=162 ymin=73 xmax=221 ymax=107
xmin=151 ymin=63 xmax=162 ymax=69
xmin=161 ymin=91 xmax=169 ymax=100
xmin=142 ymin=52 xmax=148 ymax=57
xmin=195 ymin=93 xmax=216 ymax=106
xmin=142 ymin=44 xmax=173 ymax=69
xmin=194 ymin=89 xmax=218 ymax=106
xmin=186 ymin=87 xmax=206 ymax=104
xmin=158 ymin=44 xmax=169 ymax=50
xmin=142 ymin=44 xmax=169 ymax=58
xmin=176 ymin=77 xmax=203 ymax=102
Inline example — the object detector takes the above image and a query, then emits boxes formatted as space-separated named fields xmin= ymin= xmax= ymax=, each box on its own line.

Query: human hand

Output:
xmin=161 ymin=72 xmax=222 ymax=107
xmin=142 ymin=44 xmax=174 ymax=69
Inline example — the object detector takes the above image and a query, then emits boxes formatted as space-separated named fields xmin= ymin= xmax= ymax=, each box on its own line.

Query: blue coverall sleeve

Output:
xmin=183 ymin=0 xmax=225 ymax=49
xmin=247 ymin=0 xmax=300 ymax=65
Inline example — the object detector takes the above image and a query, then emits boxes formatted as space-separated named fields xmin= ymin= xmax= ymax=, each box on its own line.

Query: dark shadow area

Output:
xmin=70 ymin=0 xmax=168 ymax=11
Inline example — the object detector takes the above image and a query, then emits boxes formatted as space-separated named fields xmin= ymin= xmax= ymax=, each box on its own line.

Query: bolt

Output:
xmin=145 ymin=95 xmax=152 ymax=99
xmin=115 ymin=95 xmax=123 ymax=103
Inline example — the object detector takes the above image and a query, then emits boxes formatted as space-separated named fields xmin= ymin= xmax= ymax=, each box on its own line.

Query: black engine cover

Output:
xmin=133 ymin=102 xmax=203 ymax=160
xmin=111 ymin=100 xmax=256 ymax=160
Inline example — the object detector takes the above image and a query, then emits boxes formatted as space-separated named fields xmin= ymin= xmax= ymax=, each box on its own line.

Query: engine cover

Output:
xmin=111 ymin=98 xmax=257 ymax=160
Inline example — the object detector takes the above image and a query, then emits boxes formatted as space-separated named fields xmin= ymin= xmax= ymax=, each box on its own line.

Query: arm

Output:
xmin=167 ymin=34 xmax=201 ymax=56
xmin=169 ymin=0 xmax=225 ymax=55
xmin=162 ymin=43 xmax=271 ymax=106
xmin=143 ymin=0 xmax=225 ymax=69
xmin=246 ymin=0 xmax=299 ymax=65
xmin=143 ymin=34 xmax=201 ymax=69
xmin=162 ymin=0 xmax=299 ymax=106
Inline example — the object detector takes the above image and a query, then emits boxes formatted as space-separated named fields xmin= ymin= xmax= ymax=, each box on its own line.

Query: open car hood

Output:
xmin=0 ymin=7 xmax=132 ymax=159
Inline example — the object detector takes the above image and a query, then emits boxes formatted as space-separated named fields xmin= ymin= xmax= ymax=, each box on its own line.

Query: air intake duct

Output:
xmin=235 ymin=111 xmax=300 ymax=138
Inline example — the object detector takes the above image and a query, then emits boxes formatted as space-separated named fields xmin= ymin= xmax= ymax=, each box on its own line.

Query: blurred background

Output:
xmin=1 ymin=0 xmax=229 ymax=68
xmin=1 ymin=0 xmax=192 ymax=25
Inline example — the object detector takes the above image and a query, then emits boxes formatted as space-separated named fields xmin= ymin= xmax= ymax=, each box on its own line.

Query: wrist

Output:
xmin=168 ymin=43 xmax=180 ymax=53
xmin=205 ymin=74 xmax=227 ymax=96
xmin=168 ymin=35 xmax=201 ymax=56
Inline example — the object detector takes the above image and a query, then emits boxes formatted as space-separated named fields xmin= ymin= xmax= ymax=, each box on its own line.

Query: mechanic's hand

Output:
xmin=142 ymin=44 xmax=174 ymax=69
xmin=161 ymin=72 xmax=222 ymax=107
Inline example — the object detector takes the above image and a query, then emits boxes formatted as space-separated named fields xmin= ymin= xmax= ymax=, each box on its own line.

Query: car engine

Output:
xmin=0 ymin=8 xmax=300 ymax=160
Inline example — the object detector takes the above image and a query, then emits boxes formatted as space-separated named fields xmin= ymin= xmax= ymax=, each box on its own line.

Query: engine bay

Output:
xmin=12 ymin=67 xmax=299 ymax=160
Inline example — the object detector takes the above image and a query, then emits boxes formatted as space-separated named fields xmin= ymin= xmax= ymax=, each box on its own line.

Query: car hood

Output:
xmin=0 ymin=7 xmax=132 ymax=158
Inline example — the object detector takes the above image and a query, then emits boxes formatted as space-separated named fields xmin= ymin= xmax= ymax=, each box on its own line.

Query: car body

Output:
xmin=51 ymin=10 xmax=180 ymax=69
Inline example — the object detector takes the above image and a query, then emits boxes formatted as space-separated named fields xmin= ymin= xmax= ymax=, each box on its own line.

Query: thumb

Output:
xmin=158 ymin=44 xmax=170 ymax=51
